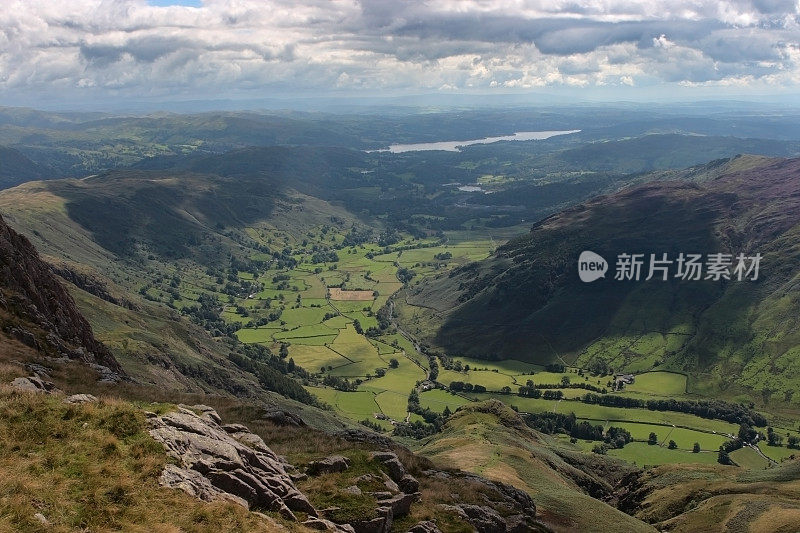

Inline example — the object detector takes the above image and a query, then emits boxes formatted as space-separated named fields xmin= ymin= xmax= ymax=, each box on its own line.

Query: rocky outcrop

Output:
xmin=425 ymin=469 xmax=539 ymax=532
xmin=307 ymin=455 xmax=351 ymax=475
xmin=10 ymin=375 xmax=59 ymax=393
xmin=0 ymin=213 xmax=121 ymax=373
xmin=407 ymin=521 xmax=441 ymax=533
xmin=148 ymin=404 xmax=319 ymax=522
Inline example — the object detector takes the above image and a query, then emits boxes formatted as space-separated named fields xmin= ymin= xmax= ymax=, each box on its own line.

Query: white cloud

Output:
xmin=0 ymin=0 xmax=798 ymax=104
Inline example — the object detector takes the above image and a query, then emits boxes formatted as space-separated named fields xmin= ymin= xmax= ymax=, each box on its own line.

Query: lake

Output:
xmin=371 ymin=130 xmax=580 ymax=153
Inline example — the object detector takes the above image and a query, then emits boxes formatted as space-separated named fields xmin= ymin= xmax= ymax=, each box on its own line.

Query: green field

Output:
xmin=730 ymin=447 xmax=771 ymax=469
xmin=608 ymin=442 xmax=720 ymax=466
xmin=472 ymin=393 xmax=740 ymax=436
xmin=620 ymin=371 xmax=688 ymax=396
xmin=419 ymin=389 xmax=471 ymax=412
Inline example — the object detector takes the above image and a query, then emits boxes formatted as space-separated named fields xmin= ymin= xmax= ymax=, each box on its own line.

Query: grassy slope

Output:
xmin=620 ymin=460 xmax=800 ymax=532
xmin=418 ymin=400 xmax=654 ymax=532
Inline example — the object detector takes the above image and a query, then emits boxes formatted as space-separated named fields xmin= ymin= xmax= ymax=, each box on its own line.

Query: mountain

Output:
xmin=0 ymin=212 xmax=119 ymax=373
xmin=405 ymin=155 xmax=800 ymax=401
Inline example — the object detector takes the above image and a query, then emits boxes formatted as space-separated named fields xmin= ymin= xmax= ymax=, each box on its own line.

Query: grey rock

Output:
xmin=439 ymin=504 xmax=506 ymax=533
xmin=262 ymin=409 xmax=306 ymax=427
xmin=370 ymin=451 xmax=406 ymax=482
xmin=304 ymin=517 xmax=356 ymax=532
xmin=348 ymin=506 xmax=392 ymax=533
xmin=148 ymin=406 xmax=316 ymax=521
xmin=384 ymin=492 xmax=419 ymax=517
xmin=407 ymin=521 xmax=441 ymax=533
xmin=336 ymin=428 xmax=395 ymax=447
xmin=343 ymin=485 xmax=362 ymax=495
xmin=33 ymin=513 xmax=49 ymax=526
xmin=65 ymin=393 xmax=98 ymax=404
xmin=308 ymin=455 xmax=351 ymax=475
xmin=397 ymin=474 xmax=419 ymax=494
xmin=383 ymin=476 xmax=400 ymax=493
xmin=11 ymin=375 xmax=57 ymax=393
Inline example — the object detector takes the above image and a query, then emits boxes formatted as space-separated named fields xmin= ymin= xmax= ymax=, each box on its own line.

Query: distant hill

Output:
xmin=0 ymin=146 xmax=48 ymax=189
xmin=407 ymin=155 xmax=800 ymax=401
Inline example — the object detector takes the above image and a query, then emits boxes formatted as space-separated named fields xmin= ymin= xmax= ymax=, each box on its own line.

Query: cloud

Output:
xmin=0 ymin=0 xmax=799 ymax=103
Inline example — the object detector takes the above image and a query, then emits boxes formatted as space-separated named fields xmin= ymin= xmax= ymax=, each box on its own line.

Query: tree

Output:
xmin=693 ymin=442 xmax=701 ymax=453
xmin=279 ymin=343 xmax=289 ymax=359
xmin=353 ymin=319 xmax=363 ymax=335
xmin=788 ymin=435 xmax=800 ymax=449
xmin=668 ymin=440 xmax=677 ymax=449
xmin=389 ymin=358 xmax=399 ymax=369
xmin=648 ymin=432 xmax=658 ymax=445
xmin=443 ymin=405 xmax=452 ymax=417
xmin=561 ymin=376 xmax=571 ymax=387
xmin=718 ymin=447 xmax=733 ymax=465
xmin=500 ymin=386 xmax=512 ymax=395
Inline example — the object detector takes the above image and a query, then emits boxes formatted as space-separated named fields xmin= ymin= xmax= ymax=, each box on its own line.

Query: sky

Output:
xmin=1 ymin=0 xmax=799 ymax=109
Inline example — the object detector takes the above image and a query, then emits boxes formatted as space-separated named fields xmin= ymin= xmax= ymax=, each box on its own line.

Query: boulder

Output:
xmin=64 ymin=393 xmax=98 ymax=404
xmin=348 ymin=506 xmax=392 ymax=533
xmin=308 ymin=455 xmax=351 ymax=475
xmin=407 ymin=521 xmax=441 ymax=533
xmin=148 ymin=405 xmax=316 ymax=520
xmin=439 ymin=504 xmax=506 ymax=533
xmin=303 ymin=518 xmax=356 ymax=532
xmin=10 ymin=375 xmax=57 ymax=393
xmin=384 ymin=492 xmax=419 ymax=517
xmin=370 ymin=451 xmax=406 ymax=482
xmin=397 ymin=474 xmax=419 ymax=494
xmin=262 ymin=409 xmax=306 ymax=427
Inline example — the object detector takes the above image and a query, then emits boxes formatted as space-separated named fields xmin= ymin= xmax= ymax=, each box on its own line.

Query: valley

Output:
xmin=3 ymin=105 xmax=800 ymax=531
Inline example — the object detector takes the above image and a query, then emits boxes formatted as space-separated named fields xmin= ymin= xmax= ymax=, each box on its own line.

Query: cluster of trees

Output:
xmin=227 ymin=344 xmax=316 ymax=406
xmin=523 ymin=412 xmax=632 ymax=449
xmin=393 ymin=420 xmax=438 ymax=439
xmin=449 ymin=381 xmax=487 ymax=393
xmin=401 ymin=389 xmax=448 ymax=439
xmin=311 ymin=250 xmax=340 ymax=264
xmin=321 ymin=374 xmax=358 ymax=391
xmin=359 ymin=418 xmax=383 ymax=432
xmin=581 ymin=394 xmax=767 ymax=427
xmin=397 ymin=267 xmax=416 ymax=284
xmin=342 ymin=227 xmax=373 ymax=247
xmin=517 ymin=380 xmax=605 ymax=397
xmin=182 ymin=293 xmax=241 ymax=337
xmin=365 ymin=303 xmax=395 ymax=337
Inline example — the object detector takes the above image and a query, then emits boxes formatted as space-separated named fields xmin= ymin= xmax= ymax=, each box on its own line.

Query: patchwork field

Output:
xmin=329 ymin=288 xmax=375 ymax=301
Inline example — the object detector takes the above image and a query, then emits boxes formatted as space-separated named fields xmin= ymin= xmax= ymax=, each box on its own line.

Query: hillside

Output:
xmin=404 ymin=155 xmax=800 ymax=403
xmin=0 ymin=213 xmax=119 ymax=373
xmin=0 ymin=146 xmax=48 ymax=189
xmin=418 ymin=400 xmax=653 ymax=532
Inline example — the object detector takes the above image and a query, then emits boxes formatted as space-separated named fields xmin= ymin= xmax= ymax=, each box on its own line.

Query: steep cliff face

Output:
xmin=0 ymin=212 xmax=121 ymax=373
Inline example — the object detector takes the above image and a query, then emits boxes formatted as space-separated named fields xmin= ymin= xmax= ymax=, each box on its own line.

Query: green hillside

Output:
xmin=405 ymin=155 xmax=800 ymax=404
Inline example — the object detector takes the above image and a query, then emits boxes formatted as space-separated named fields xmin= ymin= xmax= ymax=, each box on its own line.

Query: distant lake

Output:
xmin=371 ymin=130 xmax=580 ymax=153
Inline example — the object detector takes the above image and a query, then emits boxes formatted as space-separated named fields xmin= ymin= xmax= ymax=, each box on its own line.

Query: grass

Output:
xmin=730 ymin=447 xmax=771 ymax=470
xmin=621 ymin=371 xmax=688 ymax=396
xmin=305 ymin=387 xmax=379 ymax=419
xmin=419 ymin=389 xmax=471 ymax=412
xmin=477 ymin=393 xmax=740 ymax=435
xmin=608 ymin=442 xmax=720 ymax=466
xmin=0 ymin=391 xmax=288 ymax=532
